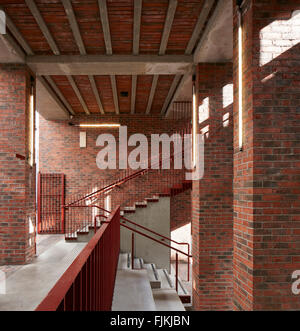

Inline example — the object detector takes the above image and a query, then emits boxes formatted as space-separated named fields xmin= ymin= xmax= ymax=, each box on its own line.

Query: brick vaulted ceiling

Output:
xmin=0 ymin=0 xmax=219 ymax=116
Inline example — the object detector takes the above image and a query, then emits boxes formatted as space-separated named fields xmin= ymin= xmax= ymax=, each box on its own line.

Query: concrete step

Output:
xmin=113 ymin=254 xmax=187 ymax=311
xmin=118 ymin=253 xmax=129 ymax=270
xmin=135 ymin=201 xmax=147 ymax=208
xmin=112 ymin=269 xmax=156 ymax=311
xmin=158 ymin=269 xmax=191 ymax=305
xmin=157 ymin=269 xmax=174 ymax=289
xmin=152 ymin=289 xmax=186 ymax=311
xmin=122 ymin=206 xmax=136 ymax=214
xmin=144 ymin=263 xmax=161 ymax=289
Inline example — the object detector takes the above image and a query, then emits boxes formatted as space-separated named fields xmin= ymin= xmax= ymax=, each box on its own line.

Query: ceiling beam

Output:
xmin=25 ymin=0 xmax=60 ymax=55
xmin=164 ymin=66 xmax=195 ymax=118
xmin=159 ymin=0 xmax=177 ymax=55
xmin=162 ymin=0 xmax=215 ymax=118
xmin=193 ymin=0 xmax=226 ymax=62
xmin=0 ymin=7 xmax=75 ymax=119
xmin=26 ymin=54 xmax=193 ymax=76
xmin=0 ymin=32 xmax=26 ymax=61
xmin=131 ymin=0 xmax=142 ymax=114
xmin=98 ymin=0 xmax=112 ymax=55
xmin=160 ymin=74 xmax=181 ymax=115
xmin=44 ymin=75 xmax=76 ymax=116
xmin=146 ymin=75 xmax=159 ymax=114
xmin=131 ymin=75 xmax=137 ymax=115
xmin=62 ymin=0 xmax=86 ymax=55
xmin=67 ymin=75 xmax=90 ymax=115
xmin=88 ymin=75 xmax=105 ymax=115
xmin=185 ymin=0 xmax=215 ymax=55
xmin=133 ymin=0 xmax=142 ymax=55
xmin=38 ymin=76 xmax=71 ymax=118
xmin=0 ymin=7 xmax=34 ymax=56
xmin=63 ymin=0 xmax=105 ymax=115
xmin=110 ymin=75 xmax=119 ymax=114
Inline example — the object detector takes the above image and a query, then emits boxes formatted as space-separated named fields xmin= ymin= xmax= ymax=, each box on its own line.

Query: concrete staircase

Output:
xmin=121 ymin=180 xmax=192 ymax=216
xmin=112 ymin=253 xmax=191 ymax=311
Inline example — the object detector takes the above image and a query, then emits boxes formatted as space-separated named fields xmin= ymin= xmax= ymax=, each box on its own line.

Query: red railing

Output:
xmin=65 ymin=205 xmax=191 ymax=292
xmin=64 ymin=124 xmax=192 ymax=240
xmin=35 ymin=207 xmax=120 ymax=311
xmin=37 ymin=173 xmax=65 ymax=234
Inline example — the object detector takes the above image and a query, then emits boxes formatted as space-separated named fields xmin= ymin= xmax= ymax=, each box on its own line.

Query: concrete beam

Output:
xmin=0 ymin=32 xmax=26 ymax=62
xmin=37 ymin=76 xmax=71 ymax=119
xmin=25 ymin=0 xmax=60 ymax=55
xmin=44 ymin=75 xmax=76 ymax=116
xmin=131 ymin=75 xmax=137 ymax=114
xmin=62 ymin=0 xmax=86 ymax=55
xmin=63 ymin=0 xmax=105 ymax=114
xmin=0 ymin=7 xmax=34 ymax=56
xmin=88 ymin=75 xmax=105 ymax=114
xmin=98 ymin=0 xmax=113 ymax=55
xmin=193 ymin=0 xmax=233 ymax=63
xmin=67 ymin=75 xmax=90 ymax=115
xmin=160 ymin=74 xmax=181 ymax=115
xmin=185 ymin=0 xmax=215 ymax=55
xmin=146 ymin=75 xmax=159 ymax=114
xmin=26 ymin=55 xmax=193 ymax=76
xmin=159 ymin=0 xmax=177 ymax=55
xmin=110 ymin=75 xmax=119 ymax=114
xmin=164 ymin=66 xmax=195 ymax=118
xmin=133 ymin=0 xmax=142 ymax=55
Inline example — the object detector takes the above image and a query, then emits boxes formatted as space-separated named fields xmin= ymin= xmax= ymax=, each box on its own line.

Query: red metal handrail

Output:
xmin=35 ymin=207 xmax=120 ymax=311
xmin=65 ymin=124 xmax=192 ymax=207
xmin=96 ymin=205 xmax=191 ymax=262
xmin=67 ymin=204 xmax=191 ymax=284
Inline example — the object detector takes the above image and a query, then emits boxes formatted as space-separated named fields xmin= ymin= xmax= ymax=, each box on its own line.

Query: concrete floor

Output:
xmin=0 ymin=235 xmax=87 ymax=311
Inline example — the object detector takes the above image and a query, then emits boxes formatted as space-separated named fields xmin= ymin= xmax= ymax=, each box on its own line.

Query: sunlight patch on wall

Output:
xmin=260 ymin=10 xmax=300 ymax=67
xmin=198 ymin=97 xmax=209 ymax=124
xmin=222 ymin=84 xmax=233 ymax=108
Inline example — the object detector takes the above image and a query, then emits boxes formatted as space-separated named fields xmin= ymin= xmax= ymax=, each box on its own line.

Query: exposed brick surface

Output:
xmin=233 ymin=0 xmax=300 ymax=311
xmin=192 ymin=63 xmax=234 ymax=311
xmin=171 ymin=189 xmax=191 ymax=232
xmin=39 ymin=114 xmax=189 ymax=206
xmin=0 ymin=64 xmax=36 ymax=265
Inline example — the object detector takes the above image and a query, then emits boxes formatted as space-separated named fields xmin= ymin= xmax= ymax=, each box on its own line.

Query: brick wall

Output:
xmin=192 ymin=63 xmax=234 ymax=310
xmin=0 ymin=64 xmax=36 ymax=265
xmin=233 ymin=0 xmax=300 ymax=310
xmin=170 ymin=189 xmax=191 ymax=232
xmin=39 ymin=114 xmax=190 ymax=214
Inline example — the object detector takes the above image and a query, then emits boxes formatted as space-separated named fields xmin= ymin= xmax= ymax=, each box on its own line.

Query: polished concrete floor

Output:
xmin=0 ymin=235 xmax=87 ymax=311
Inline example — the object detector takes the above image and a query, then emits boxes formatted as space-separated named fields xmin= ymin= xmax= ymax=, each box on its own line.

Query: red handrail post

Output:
xmin=61 ymin=174 xmax=65 ymax=234
xmin=187 ymin=244 xmax=190 ymax=282
xmin=175 ymin=253 xmax=179 ymax=293
xmin=37 ymin=172 xmax=41 ymax=233
xmin=131 ymin=232 xmax=135 ymax=270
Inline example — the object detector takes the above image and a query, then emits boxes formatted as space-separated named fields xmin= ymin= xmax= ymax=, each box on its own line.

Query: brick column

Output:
xmin=0 ymin=64 xmax=36 ymax=265
xmin=233 ymin=0 xmax=300 ymax=310
xmin=192 ymin=63 xmax=234 ymax=310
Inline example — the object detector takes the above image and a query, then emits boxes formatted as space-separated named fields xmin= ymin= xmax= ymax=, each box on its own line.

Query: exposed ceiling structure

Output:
xmin=0 ymin=0 xmax=233 ymax=120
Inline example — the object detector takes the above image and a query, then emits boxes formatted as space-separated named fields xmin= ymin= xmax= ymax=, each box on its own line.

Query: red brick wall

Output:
xmin=171 ymin=189 xmax=191 ymax=232
xmin=233 ymin=0 xmax=300 ymax=311
xmin=39 ymin=114 xmax=189 ymax=208
xmin=192 ymin=63 xmax=234 ymax=310
xmin=0 ymin=64 xmax=36 ymax=265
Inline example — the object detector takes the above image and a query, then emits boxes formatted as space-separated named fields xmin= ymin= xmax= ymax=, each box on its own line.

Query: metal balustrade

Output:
xmin=35 ymin=207 xmax=120 ymax=311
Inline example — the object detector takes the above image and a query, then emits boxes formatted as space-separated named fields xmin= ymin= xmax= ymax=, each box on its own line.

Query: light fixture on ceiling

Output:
xmin=69 ymin=123 xmax=120 ymax=128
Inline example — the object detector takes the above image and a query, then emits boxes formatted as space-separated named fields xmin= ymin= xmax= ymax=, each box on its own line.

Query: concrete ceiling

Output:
xmin=0 ymin=0 xmax=233 ymax=119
